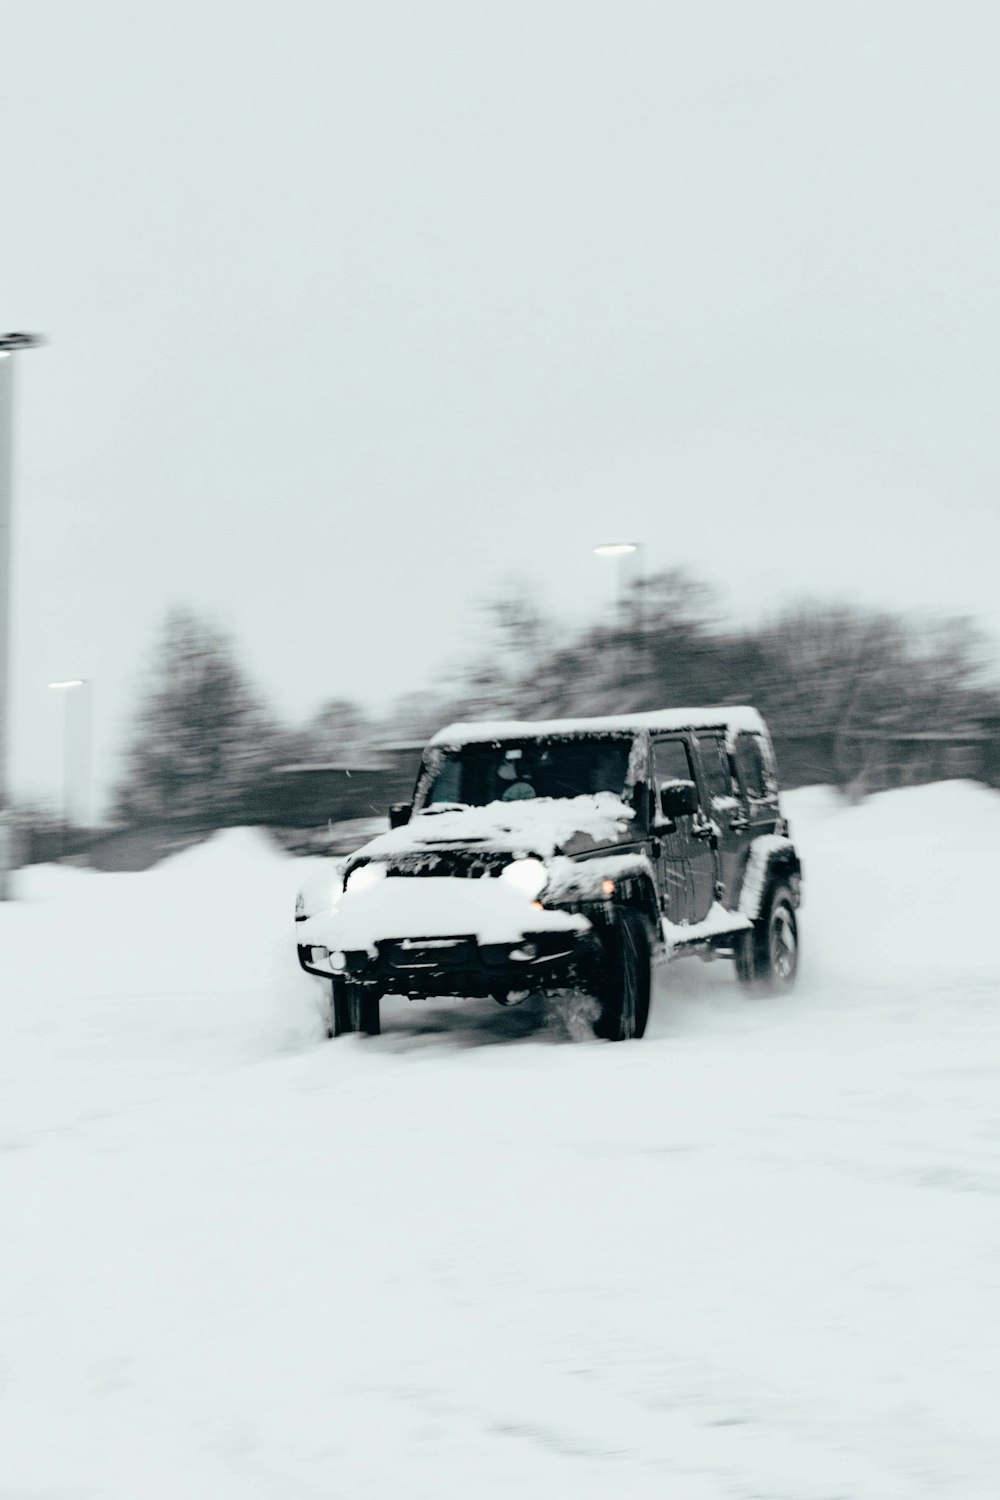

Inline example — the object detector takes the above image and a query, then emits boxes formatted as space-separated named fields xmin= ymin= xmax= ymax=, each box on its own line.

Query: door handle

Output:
xmin=691 ymin=820 xmax=714 ymax=841
xmin=728 ymin=815 xmax=749 ymax=833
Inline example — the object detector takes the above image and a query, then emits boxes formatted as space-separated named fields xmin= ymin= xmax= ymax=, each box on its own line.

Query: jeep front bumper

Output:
xmin=296 ymin=874 xmax=599 ymax=998
xmin=298 ymin=924 xmax=601 ymax=998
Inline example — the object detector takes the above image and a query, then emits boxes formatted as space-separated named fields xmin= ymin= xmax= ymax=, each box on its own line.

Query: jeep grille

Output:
xmin=384 ymin=849 xmax=513 ymax=880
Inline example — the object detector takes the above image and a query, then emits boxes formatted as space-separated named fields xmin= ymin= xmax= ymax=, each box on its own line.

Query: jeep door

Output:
xmin=693 ymin=730 xmax=746 ymax=907
xmin=651 ymin=736 xmax=714 ymax=924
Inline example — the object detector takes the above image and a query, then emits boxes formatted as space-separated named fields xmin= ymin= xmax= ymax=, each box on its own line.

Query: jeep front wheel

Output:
xmin=594 ymin=908 xmax=652 ymax=1041
xmin=328 ymin=979 xmax=381 ymax=1037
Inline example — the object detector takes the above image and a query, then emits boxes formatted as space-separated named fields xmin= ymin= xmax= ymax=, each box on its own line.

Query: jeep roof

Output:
xmin=429 ymin=705 xmax=769 ymax=751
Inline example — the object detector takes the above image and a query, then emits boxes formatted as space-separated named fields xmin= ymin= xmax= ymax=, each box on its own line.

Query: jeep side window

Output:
xmin=426 ymin=753 xmax=462 ymax=805
xmin=653 ymin=738 xmax=694 ymax=791
xmin=695 ymin=733 xmax=734 ymax=802
xmin=734 ymin=733 xmax=768 ymax=800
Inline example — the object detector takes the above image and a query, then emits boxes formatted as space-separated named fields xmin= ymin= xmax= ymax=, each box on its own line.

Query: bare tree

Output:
xmin=299 ymin=698 xmax=376 ymax=765
xmin=113 ymin=608 xmax=280 ymax=824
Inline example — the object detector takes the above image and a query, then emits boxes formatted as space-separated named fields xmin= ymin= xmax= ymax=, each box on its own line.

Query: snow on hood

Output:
xmin=306 ymin=875 xmax=589 ymax=952
xmin=353 ymin=792 xmax=636 ymax=864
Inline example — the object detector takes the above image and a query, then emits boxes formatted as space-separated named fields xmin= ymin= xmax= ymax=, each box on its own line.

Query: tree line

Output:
xmin=25 ymin=579 xmax=1000 ymax=840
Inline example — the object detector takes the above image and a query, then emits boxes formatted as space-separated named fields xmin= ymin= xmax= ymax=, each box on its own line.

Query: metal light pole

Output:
xmin=594 ymin=541 xmax=655 ymax=704
xmin=49 ymin=679 xmax=92 ymax=854
xmin=593 ymin=541 xmax=645 ymax=627
xmin=0 ymin=333 xmax=45 ymax=899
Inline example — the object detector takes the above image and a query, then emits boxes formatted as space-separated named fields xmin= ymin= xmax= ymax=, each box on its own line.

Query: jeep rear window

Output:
xmin=418 ymin=735 xmax=633 ymax=809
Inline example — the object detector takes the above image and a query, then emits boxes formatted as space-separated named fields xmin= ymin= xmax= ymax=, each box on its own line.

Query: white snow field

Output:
xmin=2 ymin=783 xmax=999 ymax=1499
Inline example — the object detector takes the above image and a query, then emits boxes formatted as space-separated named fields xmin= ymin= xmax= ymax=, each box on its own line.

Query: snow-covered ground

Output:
xmin=2 ymin=783 xmax=999 ymax=1499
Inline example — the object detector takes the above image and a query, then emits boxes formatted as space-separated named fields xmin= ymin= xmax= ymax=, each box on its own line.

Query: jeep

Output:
xmin=295 ymin=707 xmax=802 ymax=1040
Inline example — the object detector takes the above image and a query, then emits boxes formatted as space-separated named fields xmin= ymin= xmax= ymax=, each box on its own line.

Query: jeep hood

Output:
xmin=357 ymin=792 xmax=636 ymax=864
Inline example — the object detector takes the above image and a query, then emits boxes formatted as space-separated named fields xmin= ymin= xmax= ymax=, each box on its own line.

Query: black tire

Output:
xmin=594 ymin=908 xmax=652 ymax=1041
xmin=328 ymin=979 xmax=381 ymax=1037
xmin=734 ymin=928 xmax=756 ymax=987
xmin=736 ymin=883 xmax=799 ymax=993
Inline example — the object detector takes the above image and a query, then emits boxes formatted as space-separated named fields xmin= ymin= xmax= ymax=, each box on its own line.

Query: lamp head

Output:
xmin=593 ymin=542 xmax=639 ymax=558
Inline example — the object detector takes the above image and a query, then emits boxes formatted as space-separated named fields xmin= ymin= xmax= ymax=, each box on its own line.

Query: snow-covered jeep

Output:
xmin=295 ymin=708 xmax=802 ymax=1041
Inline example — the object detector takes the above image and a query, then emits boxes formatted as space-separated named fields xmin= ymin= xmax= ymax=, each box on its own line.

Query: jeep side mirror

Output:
xmin=658 ymin=779 xmax=698 ymax=820
xmin=389 ymin=802 xmax=412 ymax=829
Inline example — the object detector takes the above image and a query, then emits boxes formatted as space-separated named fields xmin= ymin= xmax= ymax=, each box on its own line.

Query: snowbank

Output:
xmin=786 ymin=779 xmax=1000 ymax=987
xmin=153 ymin=825 xmax=291 ymax=876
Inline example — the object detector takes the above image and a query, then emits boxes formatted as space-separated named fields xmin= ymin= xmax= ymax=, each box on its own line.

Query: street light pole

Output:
xmin=0 ymin=333 xmax=45 ymax=899
xmin=593 ymin=541 xmax=645 ymax=628
xmin=49 ymin=679 xmax=90 ymax=854
xmin=594 ymin=541 xmax=654 ymax=704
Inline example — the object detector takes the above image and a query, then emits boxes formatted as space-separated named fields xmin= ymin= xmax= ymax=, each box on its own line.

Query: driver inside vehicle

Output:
xmin=500 ymin=776 xmax=537 ymax=800
xmin=497 ymin=758 xmax=537 ymax=800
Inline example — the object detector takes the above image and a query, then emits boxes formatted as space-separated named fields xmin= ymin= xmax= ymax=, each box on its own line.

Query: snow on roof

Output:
xmin=429 ymin=706 xmax=767 ymax=747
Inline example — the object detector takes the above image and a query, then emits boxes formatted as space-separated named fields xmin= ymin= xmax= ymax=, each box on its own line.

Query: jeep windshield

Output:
xmin=415 ymin=734 xmax=635 ymax=810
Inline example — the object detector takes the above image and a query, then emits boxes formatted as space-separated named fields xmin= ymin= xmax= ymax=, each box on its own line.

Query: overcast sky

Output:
xmin=3 ymin=1 xmax=999 ymax=814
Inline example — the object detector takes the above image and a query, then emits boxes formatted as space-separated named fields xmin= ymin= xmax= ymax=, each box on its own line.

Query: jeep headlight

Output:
xmin=499 ymin=857 xmax=547 ymax=900
xmin=344 ymin=862 xmax=388 ymax=894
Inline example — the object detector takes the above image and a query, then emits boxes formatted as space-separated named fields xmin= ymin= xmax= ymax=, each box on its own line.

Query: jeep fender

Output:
xmin=737 ymin=836 xmax=802 ymax=922
xmin=545 ymin=851 xmax=660 ymax=930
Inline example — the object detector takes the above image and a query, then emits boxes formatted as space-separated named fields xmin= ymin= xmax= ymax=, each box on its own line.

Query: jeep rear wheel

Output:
xmin=594 ymin=908 xmax=652 ymax=1041
xmin=736 ymin=883 xmax=799 ymax=993
xmin=328 ymin=979 xmax=381 ymax=1037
